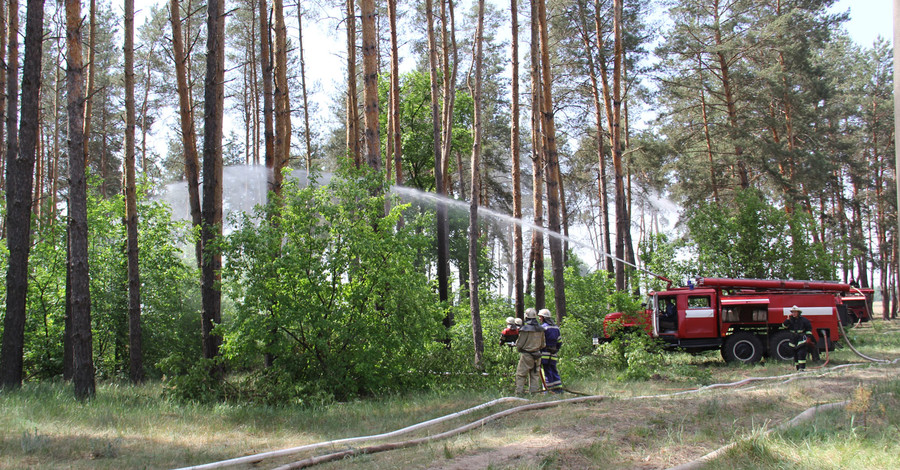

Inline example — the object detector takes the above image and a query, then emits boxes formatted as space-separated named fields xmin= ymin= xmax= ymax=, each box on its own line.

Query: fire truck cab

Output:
xmin=603 ymin=278 xmax=851 ymax=363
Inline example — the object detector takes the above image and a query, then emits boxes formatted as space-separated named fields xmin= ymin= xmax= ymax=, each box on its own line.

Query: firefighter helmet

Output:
xmin=538 ymin=309 xmax=551 ymax=319
xmin=790 ymin=305 xmax=802 ymax=314
xmin=525 ymin=308 xmax=537 ymax=319
xmin=506 ymin=316 xmax=516 ymax=325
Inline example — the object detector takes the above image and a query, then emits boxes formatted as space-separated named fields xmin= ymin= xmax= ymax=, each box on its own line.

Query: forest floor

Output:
xmin=1 ymin=320 xmax=898 ymax=470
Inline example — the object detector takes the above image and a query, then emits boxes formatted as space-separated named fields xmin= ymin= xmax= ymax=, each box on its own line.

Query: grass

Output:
xmin=0 ymin=320 xmax=897 ymax=469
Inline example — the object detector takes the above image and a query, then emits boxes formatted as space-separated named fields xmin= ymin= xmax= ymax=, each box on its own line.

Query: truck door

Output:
xmin=681 ymin=294 xmax=716 ymax=338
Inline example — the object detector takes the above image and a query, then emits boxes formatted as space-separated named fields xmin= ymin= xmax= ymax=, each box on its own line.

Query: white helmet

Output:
xmin=525 ymin=308 xmax=537 ymax=319
xmin=506 ymin=316 xmax=516 ymax=325
xmin=514 ymin=318 xmax=523 ymax=326
xmin=538 ymin=309 xmax=551 ymax=319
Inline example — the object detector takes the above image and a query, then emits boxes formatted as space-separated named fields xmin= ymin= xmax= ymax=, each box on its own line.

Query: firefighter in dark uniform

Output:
xmin=538 ymin=309 xmax=562 ymax=393
xmin=782 ymin=305 xmax=813 ymax=370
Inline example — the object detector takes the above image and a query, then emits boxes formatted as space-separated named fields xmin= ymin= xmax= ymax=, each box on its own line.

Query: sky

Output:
xmin=833 ymin=0 xmax=892 ymax=47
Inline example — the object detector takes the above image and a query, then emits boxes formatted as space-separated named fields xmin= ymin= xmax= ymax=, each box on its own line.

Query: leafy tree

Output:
xmin=685 ymin=188 xmax=836 ymax=280
xmin=221 ymin=168 xmax=444 ymax=399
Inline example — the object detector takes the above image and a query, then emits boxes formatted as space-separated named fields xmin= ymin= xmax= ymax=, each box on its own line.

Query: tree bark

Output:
xmin=273 ymin=0 xmax=291 ymax=192
xmin=468 ymin=0 xmax=486 ymax=370
xmin=388 ymin=0 xmax=402 ymax=185
xmin=510 ymin=0 xmax=523 ymax=318
xmin=83 ymin=0 xmax=96 ymax=165
xmin=170 ymin=0 xmax=202 ymax=268
xmin=360 ymin=0 xmax=379 ymax=170
xmin=201 ymin=0 xmax=225 ymax=372
xmin=427 ymin=0 xmax=451 ymax=317
xmin=440 ymin=0 xmax=458 ymax=193
xmin=296 ymin=5 xmax=312 ymax=171
xmin=66 ymin=0 xmax=95 ymax=400
xmin=260 ymin=0 xmax=275 ymax=179
xmin=124 ymin=0 xmax=144 ymax=384
xmin=536 ymin=0 xmax=565 ymax=322
xmin=527 ymin=0 xmax=544 ymax=307
xmin=0 ymin=0 xmax=6 ymax=194
xmin=610 ymin=0 xmax=630 ymax=291
xmin=0 ymin=0 xmax=31 ymax=390
xmin=345 ymin=0 xmax=360 ymax=166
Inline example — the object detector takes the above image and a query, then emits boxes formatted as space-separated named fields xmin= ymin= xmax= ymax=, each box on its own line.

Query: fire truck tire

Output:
xmin=768 ymin=331 xmax=795 ymax=362
xmin=722 ymin=332 xmax=764 ymax=363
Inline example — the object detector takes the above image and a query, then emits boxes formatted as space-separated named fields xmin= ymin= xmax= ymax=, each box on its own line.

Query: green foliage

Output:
xmin=592 ymin=329 xmax=664 ymax=381
xmin=685 ymin=188 xmax=836 ymax=280
xmin=558 ymin=265 xmax=642 ymax=341
xmin=221 ymin=168 xmax=444 ymax=400
xmin=639 ymin=233 xmax=691 ymax=292
xmin=377 ymin=70 xmax=473 ymax=190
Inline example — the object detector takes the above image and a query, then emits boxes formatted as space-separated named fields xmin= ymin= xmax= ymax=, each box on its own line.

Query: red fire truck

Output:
xmin=602 ymin=278 xmax=852 ymax=363
xmin=842 ymin=288 xmax=874 ymax=323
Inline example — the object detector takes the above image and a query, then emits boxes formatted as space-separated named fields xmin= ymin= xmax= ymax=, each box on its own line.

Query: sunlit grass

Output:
xmin=0 ymin=319 xmax=897 ymax=469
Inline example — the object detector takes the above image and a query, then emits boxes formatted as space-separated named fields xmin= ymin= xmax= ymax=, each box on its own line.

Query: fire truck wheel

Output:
xmin=722 ymin=332 xmax=764 ymax=363
xmin=768 ymin=331 xmax=795 ymax=362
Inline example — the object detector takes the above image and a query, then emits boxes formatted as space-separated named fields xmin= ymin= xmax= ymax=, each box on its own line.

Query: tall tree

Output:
xmin=0 ymin=0 xmax=32 ymax=390
xmin=260 ymin=0 xmax=275 ymax=180
xmin=66 ymin=0 xmax=95 ymax=400
xmin=510 ymin=0 xmax=523 ymax=318
xmin=426 ymin=0 xmax=451 ymax=324
xmin=387 ymin=0 xmax=402 ymax=184
xmin=83 ymin=0 xmax=96 ymax=166
xmin=610 ymin=0 xmax=630 ymax=291
xmin=536 ymin=0 xmax=566 ymax=321
xmin=273 ymin=0 xmax=291 ymax=192
xmin=527 ymin=0 xmax=545 ymax=308
xmin=468 ymin=0 xmax=486 ymax=369
xmin=360 ymin=0 xmax=379 ymax=170
xmin=296 ymin=5 xmax=313 ymax=171
xmin=170 ymin=0 xmax=202 ymax=267
xmin=0 ymin=0 xmax=7 ymax=193
xmin=201 ymin=0 xmax=225 ymax=369
xmin=345 ymin=0 xmax=360 ymax=166
xmin=124 ymin=0 xmax=144 ymax=384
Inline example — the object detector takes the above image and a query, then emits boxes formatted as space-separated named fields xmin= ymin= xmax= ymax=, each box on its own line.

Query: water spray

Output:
xmin=389 ymin=185 xmax=673 ymax=286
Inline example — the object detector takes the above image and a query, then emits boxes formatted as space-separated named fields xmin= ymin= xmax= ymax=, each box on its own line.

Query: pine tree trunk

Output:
xmin=260 ymin=0 xmax=276 ymax=179
xmin=388 ymin=0 xmax=402 ymax=185
xmin=0 ymin=0 xmax=6 ymax=194
xmin=201 ymin=0 xmax=225 ymax=373
xmin=0 ymin=0 xmax=24 ymax=390
xmin=124 ymin=0 xmax=144 ymax=384
xmin=66 ymin=0 xmax=95 ymax=400
xmin=83 ymin=0 xmax=95 ymax=165
xmin=468 ymin=0 xmax=486 ymax=370
xmin=536 ymin=0 xmax=565 ymax=322
xmin=440 ymin=0 xmax=458 ymax=193
xmin=345 ymin=0 xmax=360 ymax=167
xmin=296 ymin=6 xmax=312 ymax=171
xmin=426 ymin=0 xmax=451 ymax=316
xmin=360 ymin=0 xmax=379 ymax=170
xmin=510 ymin=0 xmax=523 ymax=319
xmin=273 ymin=0 xmax=291 ymax=192
xmin=170 ymin=0 xmax=202 ymax=268
xmin=528 ymin=0 xmax=544 ymax=307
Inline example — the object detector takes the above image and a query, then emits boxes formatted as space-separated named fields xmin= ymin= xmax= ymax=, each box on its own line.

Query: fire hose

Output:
xmin=837 ymin=287 xmax=891 ymax=364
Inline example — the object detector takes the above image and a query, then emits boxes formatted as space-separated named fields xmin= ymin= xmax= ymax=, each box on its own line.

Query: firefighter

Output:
xmin=499 ymin=316 xmax=520 ymax=347
xmin=538 ymin=309 xmax=563 ymax=393
xmin=782 ymin=305 xmax=814 ymax=370
xmin=515 ymin=308 xmax=545 ymax=395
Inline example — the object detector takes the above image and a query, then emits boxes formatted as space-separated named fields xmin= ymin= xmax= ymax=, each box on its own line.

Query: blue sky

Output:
xmin=835 ymin=0 xmax=893 ymax=47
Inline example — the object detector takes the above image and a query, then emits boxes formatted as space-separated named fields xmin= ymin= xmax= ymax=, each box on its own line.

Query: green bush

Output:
xmin=220 ymin=168 xmax=444 ymax=401
xmin=592 ymin=328 xmax=664 ymax=381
